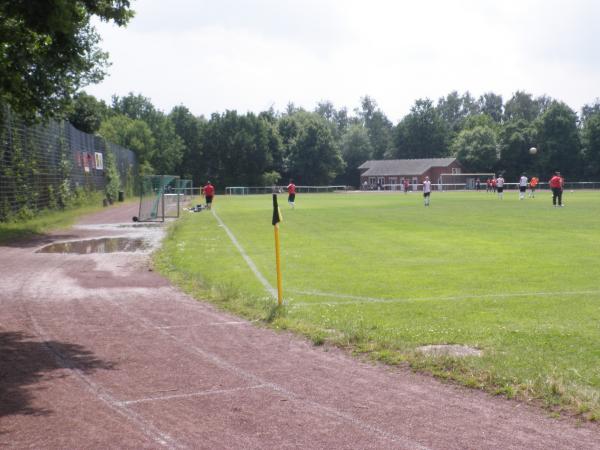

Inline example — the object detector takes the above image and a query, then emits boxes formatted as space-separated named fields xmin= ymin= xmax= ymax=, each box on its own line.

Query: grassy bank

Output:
xmin=0 ymin=192 xmax=106 ymax=244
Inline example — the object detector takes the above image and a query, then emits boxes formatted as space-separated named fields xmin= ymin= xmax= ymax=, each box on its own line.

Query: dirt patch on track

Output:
xmin=1 ymin=203 xmax=599 ymax=449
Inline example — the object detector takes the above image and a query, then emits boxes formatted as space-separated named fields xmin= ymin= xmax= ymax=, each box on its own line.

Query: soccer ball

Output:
xmin=529 ymin=147 xmax=537 ymax=155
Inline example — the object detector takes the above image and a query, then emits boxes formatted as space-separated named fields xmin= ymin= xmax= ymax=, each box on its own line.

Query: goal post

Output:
xmin=225 ymin=185 xmax=347 ymax=195
xmin=438 ymin=173 xmax=495 ymax=191
xmin=136 ymin=175 xmax=181 ymax=222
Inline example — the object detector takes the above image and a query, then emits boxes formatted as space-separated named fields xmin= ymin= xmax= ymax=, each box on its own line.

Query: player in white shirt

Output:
xmin=518 ymin=173 xmax=528 ymax=200
xmin=423 ymin=176 xmax=432 ymax=206
xmin=496 ymin=175 xmax=505 ymax=199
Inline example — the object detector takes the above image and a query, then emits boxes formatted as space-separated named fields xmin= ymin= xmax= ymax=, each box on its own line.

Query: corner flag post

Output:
xmin=272 ymin=194 xmax=283 ymax=305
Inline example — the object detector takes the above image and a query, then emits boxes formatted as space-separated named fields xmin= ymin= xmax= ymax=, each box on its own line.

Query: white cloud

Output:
xmin=87 ymin=0 xmax=600 ymax=121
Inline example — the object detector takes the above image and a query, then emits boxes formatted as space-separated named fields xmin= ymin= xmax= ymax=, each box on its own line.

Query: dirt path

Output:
xmin=1 ymin=203 xmax=599 ymax=449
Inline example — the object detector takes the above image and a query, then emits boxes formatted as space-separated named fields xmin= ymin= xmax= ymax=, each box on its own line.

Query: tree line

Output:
xmin=66 ymin=91 xmax=600 ymax=189
xmin=2 ymin=1 xmax=600 ymax=189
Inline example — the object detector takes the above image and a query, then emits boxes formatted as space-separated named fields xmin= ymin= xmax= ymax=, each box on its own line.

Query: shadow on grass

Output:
xmin=0 ymin=330 xmax=116 ymax=422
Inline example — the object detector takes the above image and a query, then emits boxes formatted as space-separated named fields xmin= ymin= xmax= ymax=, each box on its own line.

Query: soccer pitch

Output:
xmin=156 ymin=191 xmax=600 ymax=419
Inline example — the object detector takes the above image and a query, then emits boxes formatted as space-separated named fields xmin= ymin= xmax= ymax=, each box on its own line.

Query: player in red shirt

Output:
xmin=529 ymin=176 xmax=539 ymax=198
xmin=403 ymin=178 xmax=409 ymax=194
xmin=549 ymin=171 xmax=564 ymax=207
xmin=287 ymin=179 xmax=296 ymax=208
xmin=202 ymin=181 xmax=215 ymax=209
xmin=491 ymin=177 xmax=497 ymax=192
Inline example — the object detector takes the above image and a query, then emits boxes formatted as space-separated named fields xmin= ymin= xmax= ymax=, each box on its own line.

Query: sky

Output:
xmin=87 ymin=0 xmax=600 ymax=123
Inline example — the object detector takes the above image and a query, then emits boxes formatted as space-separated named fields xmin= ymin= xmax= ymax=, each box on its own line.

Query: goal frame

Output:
xmin=438 ymin=173 xmax=495 ymax=191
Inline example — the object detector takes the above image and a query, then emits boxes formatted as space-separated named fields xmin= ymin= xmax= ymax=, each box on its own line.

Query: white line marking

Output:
xmin=110 ymin=298 xmax=431 ymax=450
xmin=24 ymin=304 xmax=181 ymax=449
xmin=118 ymin=384 xmax=268 ymax=405
xmin=208 ymin=320 xmax=256 ymax=326
xmin=156 ymin=320 xmax=257 ymax=329
xmin=211 ymin=209 xmax=278 ymax=300
xmin=288 ymin=289 xmax=600 ymax=307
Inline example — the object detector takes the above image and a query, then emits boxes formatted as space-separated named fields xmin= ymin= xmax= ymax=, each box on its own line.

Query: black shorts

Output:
xmin=288 ymin=193 xmax=295 ymax=202
xmin=423 ymin=192 xmax=430 ymax=197
xmin=205 ymin=195 xmax=213 ymax=204
xmin=497 ymin=187 xmax=504 ymax=193
xmin=519 ymin=186 xmax=526 ymax=193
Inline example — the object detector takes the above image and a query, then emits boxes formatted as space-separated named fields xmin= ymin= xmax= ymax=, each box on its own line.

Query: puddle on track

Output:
xmin=37 ymin=237 xmax=151 ymax=254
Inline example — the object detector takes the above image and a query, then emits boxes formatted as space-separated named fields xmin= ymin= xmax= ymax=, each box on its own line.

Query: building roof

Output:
xmin=359 ymin=158 xmax=458 ymax=176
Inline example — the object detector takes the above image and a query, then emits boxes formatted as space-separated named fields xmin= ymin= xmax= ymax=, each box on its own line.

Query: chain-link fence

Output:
xmin=0 ymin=108 xmax=138 ymax=221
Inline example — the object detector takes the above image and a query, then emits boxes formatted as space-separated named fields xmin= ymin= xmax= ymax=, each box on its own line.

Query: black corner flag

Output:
xmin=272 ymin=194 xmax=282 ymax=226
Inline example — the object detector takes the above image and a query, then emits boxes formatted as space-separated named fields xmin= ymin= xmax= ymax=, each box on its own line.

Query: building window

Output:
xmin=452 ymin=167 xmax=461 ymax=174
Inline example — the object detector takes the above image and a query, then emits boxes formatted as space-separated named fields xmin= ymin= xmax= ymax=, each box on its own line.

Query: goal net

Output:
xmin=176 ymin=179 xmax=194 ymax=201
xmin=438 ymin=173 xmax=494 ymax=191
xmin=225 ymin=185 xmax=348 ymax=195
xmin=136 ymin=175 xmax=181 ymax=222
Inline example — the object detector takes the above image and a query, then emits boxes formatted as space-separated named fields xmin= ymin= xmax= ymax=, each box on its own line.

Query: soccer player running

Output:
xmin=287 ymin=179 xmax=296 ymax=208
xmin=518 ymin=173 xmax=528 ymax=200
xmin=549 ymin=171 xmax=564 ymax=207
xmin=202 ymin=181 xmax=215 ymax=210
xmin=422 ymin=176 xmax=432 ymax=206
xmin=496 ymin=174 xmax=505 ymax=199
xmin=529 ymin=176 xmax=539 ymax=198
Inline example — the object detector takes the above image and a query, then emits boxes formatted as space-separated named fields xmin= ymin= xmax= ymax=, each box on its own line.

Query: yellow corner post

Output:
xmin=274 ymin=223 xmax=283 ymax=305
xmin=272 ymin=194 xmax=283 ymax=305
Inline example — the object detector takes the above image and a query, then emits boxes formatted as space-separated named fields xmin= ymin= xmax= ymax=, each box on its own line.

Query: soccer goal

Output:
xmin=225 ymin=185 xmax=348 ymax=195
xmin=135 ymin=175 xmax=181 ymax=222
xmin=176 ymin=179 xmax=195 ymax=201
xmin=226 ymin=186 xmax=251 ymax=195
xmin=438 ymin=173 xmax=494 ymax=191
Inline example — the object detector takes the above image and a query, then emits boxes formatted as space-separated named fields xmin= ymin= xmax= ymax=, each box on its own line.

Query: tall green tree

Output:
xmin=283 ymin=112 xmax=344 ymax=185
xmin=581 ymin=112 xmax=600 ymax=178
xmin=356 ymin=96 xmax=393 ymax=159
xmin=535 ymin=102 xmax=582 ymax=179
xmin=451 ymin=126 xmax=498 ymax=172
xmin=67 ymin=91 xmax=109 ymax=133
xmin=393 ymin=98 xmax=450 ymax=158
xmin=581 ymin=100 xmax=600 ymax=125
xmin=498 ymin=119 xmax=537 ymax=180
xmin=338 ymin=124 xmax=373 ymax=186
xmin=315 ymin=101 xmax=352 ymax=141
xmin=504 ymin=91 xmax=543 ymax=123
xmin=112 ymin=93 xmax=158 ymax=124
xmin=111 ymin=93 xmax=183 ymax=174
xmin=169 ymin=106 xmax=205 ymax=181
xmin=99 ymin=114 xmax=155 ymax=174
xmin=477 ymin=92 xmax=503 ymax=123
xmin=437 ymin=91 xmax=479 ymax=138
xmin=150 ymin=116 xmax=185 ymax=174
xmin=0 ymin=1 xmax=134 ymax=121
xmin=199 ymin=111 xmax=280 ymax=188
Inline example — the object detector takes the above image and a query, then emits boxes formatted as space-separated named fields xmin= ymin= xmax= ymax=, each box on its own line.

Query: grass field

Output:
xmin=155 ymin=190 xmax=600 ymax=420
xmin=0 ymin=192 xmax=106 ymax=244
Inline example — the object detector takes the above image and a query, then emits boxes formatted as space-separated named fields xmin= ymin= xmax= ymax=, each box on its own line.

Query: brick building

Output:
xmin=358 ymin=158 xmax=467 ymax=189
